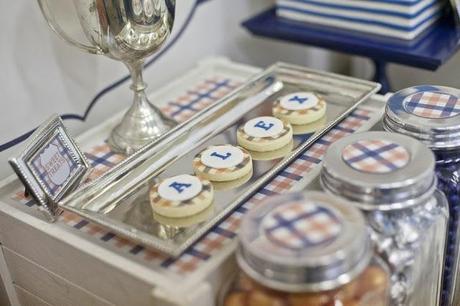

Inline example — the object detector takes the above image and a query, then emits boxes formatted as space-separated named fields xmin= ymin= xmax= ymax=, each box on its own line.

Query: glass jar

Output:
xmin=321 ymin=131 xmax=448 ymax=306
xmin=220 ymin=192 xmax=390 ymax=306
xmin=434 ymin=150 xmax=460 ymax=305
xmin=383 ymin=85 xmax=460 ymax=306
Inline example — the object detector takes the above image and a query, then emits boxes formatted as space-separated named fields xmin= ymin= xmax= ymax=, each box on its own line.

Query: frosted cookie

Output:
xmin=193 ymin=145 xmax=252 ymax=182
xmin=273 ymin=92 xmax=326 ymax=125
xmin=292 ymin=115 xmax=327 ymax=135
xmin=248 ymin=140 xmax=294 ymax=161
xmin=237 ymin=116 xmax=293 ymax=152
xmin=212 ymin=169 xmax=253 ymax=191
xmin=150 ymin=174 xmax=214 ymax=218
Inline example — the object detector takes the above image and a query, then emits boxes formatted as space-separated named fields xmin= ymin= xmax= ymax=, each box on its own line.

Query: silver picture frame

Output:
xmin=9 ymin=115 xmax=90 ymax=220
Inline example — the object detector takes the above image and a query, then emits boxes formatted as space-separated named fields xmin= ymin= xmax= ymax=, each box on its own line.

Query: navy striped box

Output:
xmin=276 ymin=0 xmax=446 ymax=40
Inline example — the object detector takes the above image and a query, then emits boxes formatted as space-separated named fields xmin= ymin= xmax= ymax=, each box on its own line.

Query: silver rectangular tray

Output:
xmin=60 ymin=63 xmax=381 ymax=256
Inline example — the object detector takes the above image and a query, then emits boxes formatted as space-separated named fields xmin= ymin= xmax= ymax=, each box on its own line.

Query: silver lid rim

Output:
xmin=320 ymin=173 xmax=438 ymax=211
xmin=236 ymin=192 xmax=373 ymax=293
xmin=382 ymin=115 xmax=460 ymax=150
xmin=236 ymin=241 xmax=373 ymax=293
xmin=384 ymin=85 xmax=460 ymax=150
xmin=320 ymin=132 xmax=436 ymax=210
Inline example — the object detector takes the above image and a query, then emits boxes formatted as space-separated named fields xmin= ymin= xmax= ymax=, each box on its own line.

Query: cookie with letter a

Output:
xmin=237 ymin=116 xmax=293 ymax=152
xmin=150 ymin=174 xmax=214 ymax=218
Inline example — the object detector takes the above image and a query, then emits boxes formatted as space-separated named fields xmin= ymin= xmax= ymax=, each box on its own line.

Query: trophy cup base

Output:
xmin=108 ymin=97 xmax=176 ymax=155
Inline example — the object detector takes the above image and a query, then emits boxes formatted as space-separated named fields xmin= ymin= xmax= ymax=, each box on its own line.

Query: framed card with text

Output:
xmin=9 ymin=115 xmax=90 ymax=220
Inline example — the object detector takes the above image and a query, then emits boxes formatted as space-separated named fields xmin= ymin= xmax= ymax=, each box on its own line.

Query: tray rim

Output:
xmin=59 ymin=62 xmax=382 ymax=256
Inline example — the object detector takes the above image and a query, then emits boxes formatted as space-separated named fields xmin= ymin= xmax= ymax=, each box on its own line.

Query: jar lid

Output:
xmin=237 ymin=192 xmax=372 ymax=293
xmin=321 ymin=131 xmax=436 ymax=210
xmin=384 ymin=85 xmax=460 ymax=150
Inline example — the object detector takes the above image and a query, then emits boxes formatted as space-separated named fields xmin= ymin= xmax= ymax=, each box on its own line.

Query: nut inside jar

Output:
xmin=223 ymin=263 xmax=389 ymax=306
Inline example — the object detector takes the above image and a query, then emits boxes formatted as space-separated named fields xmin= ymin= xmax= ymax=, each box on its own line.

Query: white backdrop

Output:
xmin=1 ymin=0 xmax=459 ymax=179
xmin=0 ymin=0 xmax=345 ymax=178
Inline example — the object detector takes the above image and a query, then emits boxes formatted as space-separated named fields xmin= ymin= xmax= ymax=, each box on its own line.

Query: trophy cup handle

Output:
xmin=37 ymin=0 xmax=102 ymax=55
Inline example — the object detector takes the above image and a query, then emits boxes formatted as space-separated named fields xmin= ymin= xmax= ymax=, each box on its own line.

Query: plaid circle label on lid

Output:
xmin=261 ymin=202 xmax=342 ymax=250
xmin=342 ymin=140 xmax=410 ymax=174
xmin=403 ymin=91 xmax=460 ymax=119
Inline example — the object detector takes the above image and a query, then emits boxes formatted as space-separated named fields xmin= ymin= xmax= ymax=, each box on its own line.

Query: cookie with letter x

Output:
xmin=150 ymin=174 xmax=214 ymax=218
xmin=193 ymin=145 xmax=253 ymax=182
xmin=237 ymin=116 xmax=293 ymax=152
xmin=273 ymin=92 xmax=326 ymax=125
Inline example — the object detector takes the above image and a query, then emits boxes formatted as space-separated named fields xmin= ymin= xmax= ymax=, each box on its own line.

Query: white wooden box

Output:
xmin=0 ymin=57 xmax=387 ymax=306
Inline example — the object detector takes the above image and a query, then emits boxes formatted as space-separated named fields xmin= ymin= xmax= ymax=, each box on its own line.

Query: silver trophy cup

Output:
xmin=37 ymin=0 xmax=176 ymax=154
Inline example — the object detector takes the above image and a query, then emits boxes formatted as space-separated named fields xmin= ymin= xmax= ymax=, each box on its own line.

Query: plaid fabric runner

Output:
xmin=160 ymin=77 xmax=240 ymax=123
xmin=342 ymin=140 xmax=410 ymax=174
xmin=404 ymin=91 xmax=460 ymax=119
xmin=11 ymin=76 xmax=374 ymax=275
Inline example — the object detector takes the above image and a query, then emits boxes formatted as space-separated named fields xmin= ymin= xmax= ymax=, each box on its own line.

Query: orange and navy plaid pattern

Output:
xmin=193 ymin=147 xmax=251 ymax=176
xmin=263 ymin=202 xmax=341 ymax=250
xmin=10 ymin=74 xmax=374 ymax=275
xmin=404 ymin=91 xmax=460 ymax=119
xmin=160 ymin=78 xmax=241 ymax=123
xmin=342 ymin=140 xmax=410 ymax=174
xmin=273 ymin=98 xmax=326 ymax=116
xmin=84 ymin=144 xmax=126 ymax=181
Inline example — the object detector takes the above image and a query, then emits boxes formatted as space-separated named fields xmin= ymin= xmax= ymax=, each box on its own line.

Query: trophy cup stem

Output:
xmin=108 ymin=60 xmax=174 ymax=155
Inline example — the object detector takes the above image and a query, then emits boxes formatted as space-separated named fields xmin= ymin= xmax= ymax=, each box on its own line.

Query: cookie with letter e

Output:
xmin=273 ymin=92 xmax=326 ymax=125
xmin=237 ymin=116 xmax=293 ymax=152
xmin=150 ymin=174 xmax=214 ymax=218
xmin=193 ymin=145 xmax=252 ymax=182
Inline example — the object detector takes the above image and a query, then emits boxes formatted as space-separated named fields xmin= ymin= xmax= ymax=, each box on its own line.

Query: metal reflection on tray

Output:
xmin=292 ymin=115 xmax=328 ymax=135
xmin=154 ymin=206 xmax=215 ymax=240
xmin=211 ymin=170 xmax=253 ymax=191
xmin=60 ymin=63 xmax=380 ymax=256
xmin=247 ymin=141 xmax=294 ymax=161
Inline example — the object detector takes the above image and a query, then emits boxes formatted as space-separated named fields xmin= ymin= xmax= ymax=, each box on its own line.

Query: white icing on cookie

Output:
xmin=243 ymin=116 xmax=284 ymax=138
xmin=158 ymin=175 xmax=202 ymax=202
xmin=201 ymin=145 xmax=244 ymax=169
xmin=280 ymin=92 xmax=319 ymax=111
